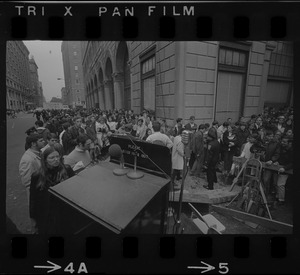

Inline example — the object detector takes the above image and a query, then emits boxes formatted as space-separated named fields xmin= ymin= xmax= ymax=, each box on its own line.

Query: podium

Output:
xmin=49 ymin=162 xmax=170 ymax=235
xmin=109 ymin=134 xmax=172 ymax=177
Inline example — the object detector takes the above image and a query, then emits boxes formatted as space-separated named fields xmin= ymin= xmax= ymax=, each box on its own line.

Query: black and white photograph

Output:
xmin=6 ymin=40 xmax=294 ymax=235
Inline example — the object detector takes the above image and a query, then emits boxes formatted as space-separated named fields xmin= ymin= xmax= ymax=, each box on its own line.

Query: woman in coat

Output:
xmin=30 ymin=147 xmax=74 ymax=234
xmin=171 ymin=129 xmax=184 ymax=188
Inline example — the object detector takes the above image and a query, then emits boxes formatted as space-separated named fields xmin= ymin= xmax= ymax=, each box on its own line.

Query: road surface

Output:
xmin=6 ymin=112 xmax=36 ymax=233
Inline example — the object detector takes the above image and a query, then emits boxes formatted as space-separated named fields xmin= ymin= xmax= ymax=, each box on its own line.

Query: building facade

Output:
xmin=61 ymin=87 xmax=67 ymax=105
xmin=82 ymin=41 xmax=293 ymax=125
xmin=6 ymin=41 xmax=33 ymax=110
xmin=29 ymin=57 xmax=42 ymax=108
xmin=38 ymin=81 xmax=44 ymax=107
xmin=61 ymin=41 xmax=86 ymax=108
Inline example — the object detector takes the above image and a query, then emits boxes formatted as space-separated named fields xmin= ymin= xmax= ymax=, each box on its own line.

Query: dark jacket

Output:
xmin=29 ymin=165 xmax=74 ymax=234
xmin=174 ymin=125 xmax=184 ymax=136
xmin=36 ymin=127 xmax=51 ymax=143
xmin=205 ymin=139 xmax=220 ymax=166
xmin=277 ymin=146 xmax=293 ymax=171
xmin=45 ymin=122 xmax=57 ymax=135
xmin=263 ymin=140 xmax=280 ymax=162
xmin=184 ymin=123 xmax=198 ymax=132
xmin=86 ymin=125 xmax=97 ymax=142
xmin=222 ymin=131 xmax=238 ymax=154
xmin=236 ymin=128 xmax=250 ymax=148
xmin=62 ymin=130 xmax=77 ymax=155
xmin=191 ymin=130 xmax=204 ymax=156
xmin=70 ymin=125 xmax=84 ymax=138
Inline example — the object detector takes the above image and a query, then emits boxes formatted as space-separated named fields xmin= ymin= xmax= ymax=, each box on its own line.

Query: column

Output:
xmin=98 ymin=83 xmax=105 ymax=110
xmin=175 ymin=42 xmax=186 ymax=120
xmin=94 ymin=88 xmax=99 ymax=108
xmin=259 ymin=43 xmax=276 ymax=112
xmin=112 ymin=72 xmax=124 ymax=110
xmin=104 ymin=80 xmax=113 ymax=110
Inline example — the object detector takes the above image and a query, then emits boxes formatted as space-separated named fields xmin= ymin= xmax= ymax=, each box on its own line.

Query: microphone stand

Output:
xmin=126 ymin=146 xmax=144 ymax=179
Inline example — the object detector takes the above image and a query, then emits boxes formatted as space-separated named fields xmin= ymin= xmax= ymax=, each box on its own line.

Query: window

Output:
xmin=219 ymin=48 xmax=247 ymax=68
xmin=75 ymin=65 xmax=78 ymax=71
xmin=141 ymin=52 xmax=156 ymax=111
xmin=268 ymin=41 xmax=293 ymax=79
xmin=76 ymin=79 xmax=79 ymax=84
xmin=74 ymin=51 xmax=77 ymax=56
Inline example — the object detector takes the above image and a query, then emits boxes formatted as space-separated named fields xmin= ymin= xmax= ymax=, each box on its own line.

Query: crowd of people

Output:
xmin=18 ymin=105 xmax=293 ymax=233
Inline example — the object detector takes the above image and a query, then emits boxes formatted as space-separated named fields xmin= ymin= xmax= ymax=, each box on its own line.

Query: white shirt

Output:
xmin=240 ymin=142 xmax=254 ymax=160
xmin=59 ymin=130 xmax=65 ymax=145
xmin=146 ymin=132 xmax=173 ymax=149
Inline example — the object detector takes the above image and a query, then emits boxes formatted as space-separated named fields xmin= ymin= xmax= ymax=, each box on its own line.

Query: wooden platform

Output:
xmin=169 ymin=186 xmax=241 ymax=204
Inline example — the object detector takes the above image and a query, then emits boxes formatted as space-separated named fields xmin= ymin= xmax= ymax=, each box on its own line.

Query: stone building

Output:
xmin=38 ymin=81 xmax=44 ymax=107
xmin=61 ymin=87 xmax=67 ymax=105
xmin=82 ymin=41 xmax=293 ymax=125
xmin=29 ymin=57 xmax=42 ymax=108
xmin=6 ymin=41 xmax=33 ymax=110
xmin=61 ymin=41 xmax=86 ymax=108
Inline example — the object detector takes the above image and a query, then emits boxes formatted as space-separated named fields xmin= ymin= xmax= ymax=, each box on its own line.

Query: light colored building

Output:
xmin=43 ymin=97 xmax=63 ymax=109
xmin=61 ymin=41 xmax=86 ymax=109
xmin=6 ymin=41 xmax=33 ymax=110
xmin=82 ymin=41 xmax=293 ymax=125
xmin=43 ymin=102 xmax=64 ymax=110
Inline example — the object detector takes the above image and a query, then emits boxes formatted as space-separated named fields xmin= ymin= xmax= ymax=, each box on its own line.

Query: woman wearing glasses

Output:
xmin=29 ymin=147 xmax=75 ymax=234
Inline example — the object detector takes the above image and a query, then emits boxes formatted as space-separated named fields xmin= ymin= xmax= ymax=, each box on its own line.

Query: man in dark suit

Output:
xmin=203 ymin=128 xmax=220 ymax=190
xmin=174 ymin=118 xmax=184 ymax=136
xmin=184 ymin=116 xmax=198 ymax=133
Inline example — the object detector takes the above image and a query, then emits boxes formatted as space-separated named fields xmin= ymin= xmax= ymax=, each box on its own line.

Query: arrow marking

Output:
xmin=34 ymin=261 xmax=61 ymax=273
xmin=188 ymin=261 xmax=215 ymax=273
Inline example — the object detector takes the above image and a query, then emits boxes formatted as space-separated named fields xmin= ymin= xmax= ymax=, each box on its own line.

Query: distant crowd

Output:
xmin=17 ymin=105 xmax=293 ymax=234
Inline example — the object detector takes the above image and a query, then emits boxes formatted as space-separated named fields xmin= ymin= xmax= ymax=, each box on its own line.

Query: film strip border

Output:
xmin=0 ymin=2 xmax=299 ymax=40
xmin=3 ymin=235 xmax=296 ymax=273
xmin=1 ymin=1 xmax=300 ymax=274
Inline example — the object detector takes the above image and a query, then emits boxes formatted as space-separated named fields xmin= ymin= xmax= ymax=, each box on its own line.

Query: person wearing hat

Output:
xmin=30 ymin=147 xmax=74 ymax=234
xmin=203 ymin=128 xmax=220 ymax=190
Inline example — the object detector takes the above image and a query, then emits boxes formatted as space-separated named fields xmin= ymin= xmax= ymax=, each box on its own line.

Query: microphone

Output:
xmin=108 ymin=144 xmax=129 ymax=176
xmin=124 ymin=134 xmax=170 ymax=180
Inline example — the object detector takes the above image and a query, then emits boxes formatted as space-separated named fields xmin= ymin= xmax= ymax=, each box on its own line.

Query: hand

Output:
xmin=266 ymin=160 xmax=272 ymax=165
xmin=273 ymin=162 xmax=279 ymax=166
xmin=278 ymin=167 xmax=285 ymax=173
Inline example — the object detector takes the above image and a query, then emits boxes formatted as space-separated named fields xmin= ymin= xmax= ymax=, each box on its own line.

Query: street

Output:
xmin=6 ymin=112 xmax=36 ymax=233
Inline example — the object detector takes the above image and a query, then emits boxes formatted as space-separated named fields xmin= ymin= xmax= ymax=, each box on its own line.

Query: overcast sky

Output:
xmin=23 ymin=41 xmax=65 ymax=102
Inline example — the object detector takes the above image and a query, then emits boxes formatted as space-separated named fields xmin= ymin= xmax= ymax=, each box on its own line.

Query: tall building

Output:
xmin=29 ymin=57 xmax=42 ymax=108
xmin=82 ymin=41 xmax=293 ymax=125
xmin=39 ymin=81 xmax=44 ymax=107
xmin=61 ymin=87 xmax=67 ymax=105
xmin=61 ymin=41 xmax=85 ymax=108
xmin=6 ymin=41 xmax=33 ymax=110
